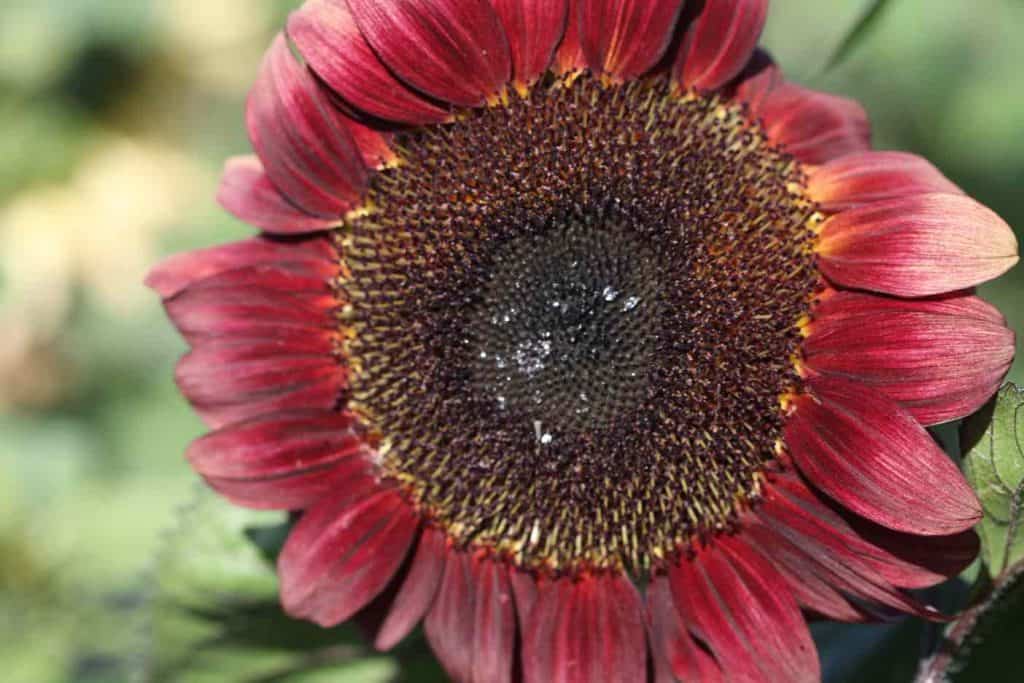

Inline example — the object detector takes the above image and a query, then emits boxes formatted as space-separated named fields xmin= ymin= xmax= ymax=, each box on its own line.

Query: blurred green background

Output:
xmin=0 ymin=1 xmax=1021 ymax=681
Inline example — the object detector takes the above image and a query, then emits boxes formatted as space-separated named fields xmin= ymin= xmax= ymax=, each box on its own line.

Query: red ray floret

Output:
xmin=647 ymin=575 xmax=723 ymax=683
xmin=668 ymin=536 xmax=820 ymax=682
xmin=784 ymin=375 xmax=983 ymax=536
xmin=817 ymin=193 xmax=1019 ymax=297
xmin=553 ymin=0 xmax=585 ymax=74
xmin=246 ymin=34 xmax=369 ymax=219
xmin=578 ymin=0 xmax=686 ymax=81
xmin=674 ymin=0 xmax=769 ymax=92
xmin=747 ymin=472 xmax=976 ymax=622
xmin=755 ymin=81 xmax=871 ymax=164
xmin=806 ymin=150 xmax=963 ymax=212
xmin=374 ymin=528 xmax=448 ymax=651
xmin=186 ymin=411 xmax=371 ymax=509
xmin=278 ymin=477 xmax=420 ymax=627
xmin=803 ymin=289 xmax=1015 ymax=425
xmin=216 ymin=156 xmax=341 ymax=234
xmin=346 ymin=0 xmax=511 ymax=107
xmin=288 ymin=0 xmax=449 ymax=125
xmin=523 ymin=571 xmax=647 ymax=683
xmin=493 ymin=0 xmax=569 ymax=90
xmin=425 ymin=551 xmax=516 ymax=683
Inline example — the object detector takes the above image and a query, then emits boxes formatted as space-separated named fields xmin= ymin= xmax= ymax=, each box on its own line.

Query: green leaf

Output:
xmin=135 ymin=486 xmax=398 ymax=683
xmin=822 ymin=0 xmax=897 ymax=73
xmin=917 ymin=561 xmax=1024 ymax=682
xmin=961 ymin=383 xmax=1024 ymax=577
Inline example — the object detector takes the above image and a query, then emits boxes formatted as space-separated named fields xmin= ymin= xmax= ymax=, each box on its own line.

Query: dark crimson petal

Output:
xmin=742 ymin=519 xmax=866 ymax=621
xmin=247 ymin=34 xmax=368 ymax=218
xmin=804 ymin=290 xmax=1014 ymax=425
xmin=186 ymin=410 xmax=369 ymax=509
xmin=176 ymin=339 xmax=345 ymax=429
xmin=674 ymin=0 xmax=768 ymax=92
xmin=493 ymin=0 xmax=568 ymax=90
xmin=508 ymin=568 xmax=541 ymax=632
xmin=748 ymin=475 xmax=952 ymax=620
xmin=145 ymin=234 xmax=336 ymax=300
xmin=469 ymin=557 xmax=516 ymax=683
xmin=647 ymin=575 xmax=723 ymax=683
xmin=758 ymin=82 xmax=871 ymax=164
xmin=336 ymin=112 xmax=397 ymax=169
xmin=424 ymin=550 xmax=476 ymax=682
xmin=288 ymin=0 xmax=448 ymax=125
xmin=523 ymin=573 xmax=646 ymax=683
xmin=279 ymin=484 xmax=419 ymax=626
xmin=841 ymin=509 xmax=981 ymax=588
xmin=347 ymin=0 xmax=511 ymax=107
xmin=553 ymin=0 xmax=585 ymax=74
xmin=733 ymin=48 xmax=782 ymax=115
xmin=669 ymin=540 xmax=820 ymax=682
xmin=424 ymin=552 xmax=515 ymax=683
xmin=806 ymin=151 xmax=963 ymax=213
xmin=579 ymin=0 xmax=686 ymax=81
xmin=375 ymin=528 xmax=448 ymax=651
xmin=817 ymin=193 xmax=1019 ymax=297
xmin=163 ymin=264 xmax=337 ymax=347
xmin=216 ymin=156 xmax=340 ymax=234
xmin=785 ymin=375 xmax=982 ymax=536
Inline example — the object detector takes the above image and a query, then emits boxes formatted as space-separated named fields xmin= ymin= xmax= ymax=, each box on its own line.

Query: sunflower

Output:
xmin=148 ymin=1 xmax=1019 ymax=680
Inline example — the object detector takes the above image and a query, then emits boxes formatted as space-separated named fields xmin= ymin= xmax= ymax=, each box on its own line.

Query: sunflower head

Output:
xmin=149 ymin=1 xmax=1018 ymax=681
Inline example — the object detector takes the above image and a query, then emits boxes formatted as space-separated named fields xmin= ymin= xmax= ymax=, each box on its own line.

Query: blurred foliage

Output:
xmin=0 ymin=0 xmax=1021 ymax=681
xmin=140 ymin=487 xmax=397 ymax=683
xmin=136 ymin=487 xmax=448 ymax=682
xmin=821 ymin=0 xmax=897 ymax=73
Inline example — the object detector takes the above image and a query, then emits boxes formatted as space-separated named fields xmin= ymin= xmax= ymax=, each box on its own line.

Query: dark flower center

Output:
xmin=337 ymin=74 xmax=818 ymax=575
xmin=470 ymin=219 xmax=662 ymax=432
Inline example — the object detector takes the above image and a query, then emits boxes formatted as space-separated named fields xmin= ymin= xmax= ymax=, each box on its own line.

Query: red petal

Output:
xmin=804 ymin=290 xmax=1014 ymax=425
xmin=785 ymin=376 xmax=982 ymax=536
xmin=579 ymin=0 xmax=686 ymax=81
xmin=145 ymin=234 xmax=336 ymax=299
xmin=647 ymin=575 xmax=722 ymax=683
xmin=674 ymin=0 xmax=768 ymax=92
xmin=470 ymin=557 xmax=516 ymax=683
xmin=748 ymin=474 xmax=956 ymax=620
xmin=163 ymin=264 xmax=336 ymax=347
xmin=841 ymin=507 xmax=981 ymax=588
xmin=335 ymin=111 xmax=398 ymax=169
xmin=552 ymin=0 xmax=585 ymax=75
xmin=523 ymin=573 xmax=646 ymax=683
xmin=423 ymin=550 xmax=473 ymax=682
xmin=424 ymin=552 xmax=516 ymax=683
xmin=216 ymin=156 xmax=339 ymax=234
xmin=758 ymin=82 xmax=871 ymax=164
xmin=553 ymin=0 xmax=585 ymax=74
xmin=186 ymin=410 xmax=369 ymax=509
xmin=279 ymin=483 xmax=419 ymax=626
xmin=733 ymin=48 xmax=782 ymax=115
xmin=247 ymin=34 xmax=368 ymax=218
xmin=176 ymin=340 xmax=345 ymax=429
xmin=375 ymin=528 xmax=448 ymax=651
xmin=807 ymin=151 xmax=963 ymax=213
xmin=669 ymin=539 xmax=820 ymax=682
xmin=508 ymin=568 xmax=541 ymax=632
xmin=288 ymin=0 xmax=447 ymax=125
xmin=817 ymin=193 xmax=1019 ymax=297
xmin=493 ymin=0 xmax=568 ymax=89
xmin=347 ymin=0 xmax=511 ymax=107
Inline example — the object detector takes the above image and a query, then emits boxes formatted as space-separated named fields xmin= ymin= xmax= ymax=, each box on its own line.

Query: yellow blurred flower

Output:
xmin=0 ymin=136 xmax=212 ymax=408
